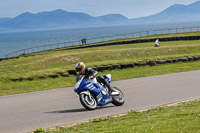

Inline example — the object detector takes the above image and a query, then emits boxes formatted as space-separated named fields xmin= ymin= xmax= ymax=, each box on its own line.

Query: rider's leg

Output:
xmin=96 ymin=76 xmax=110 ymax=88
xmin=96 ymin=76 xmax=119 ymax=96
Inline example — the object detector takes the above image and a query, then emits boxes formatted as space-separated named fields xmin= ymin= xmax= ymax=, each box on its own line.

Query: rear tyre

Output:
xmin=79 ymin=92 xmax=97 ymax=110
xmin=112 ymin=87 xmax=125 ymax=106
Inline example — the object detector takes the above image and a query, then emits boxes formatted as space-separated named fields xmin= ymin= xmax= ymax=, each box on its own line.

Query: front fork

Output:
xmin=87 ymin=90 xmax=92 ymax=101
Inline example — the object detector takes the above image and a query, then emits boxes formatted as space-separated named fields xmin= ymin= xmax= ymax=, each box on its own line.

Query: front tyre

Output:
xmin=79 ymin=92 xmax=97 ymax=110
xmin=112 ymin=87 xmax=125 ymax=106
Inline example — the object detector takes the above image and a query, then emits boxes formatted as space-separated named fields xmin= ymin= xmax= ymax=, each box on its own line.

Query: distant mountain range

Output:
xmin=1 ymin=1 xmax=200 ymax=32
xmin=129 ymin=1 xmax=200 ymax=24
xmin=0 ymin=10 xmax=128 ymax=32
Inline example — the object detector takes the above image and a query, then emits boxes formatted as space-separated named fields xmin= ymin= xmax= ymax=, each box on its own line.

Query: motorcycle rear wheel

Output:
xmin=112 ymin=87 xmax=125 ymax=106
xmin=79 ymin=92 xmax=97 ymax=110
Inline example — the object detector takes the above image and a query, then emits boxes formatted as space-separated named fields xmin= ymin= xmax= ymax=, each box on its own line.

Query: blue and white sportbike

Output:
xmin=74 ymin=74 xmax=125 ymax=110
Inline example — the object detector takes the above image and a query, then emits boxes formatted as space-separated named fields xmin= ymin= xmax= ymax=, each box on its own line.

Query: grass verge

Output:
xmin=40 ymin=99 xmax=200 ymax=133
xmin=1 ymin=60 xmax=200 ymax=96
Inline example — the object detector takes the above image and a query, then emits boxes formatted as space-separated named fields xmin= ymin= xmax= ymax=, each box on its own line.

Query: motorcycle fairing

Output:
xmin=103 ymin=74 xmax=111 ymax=84
xmin=74 ymin=76 xmax=113 ymax=106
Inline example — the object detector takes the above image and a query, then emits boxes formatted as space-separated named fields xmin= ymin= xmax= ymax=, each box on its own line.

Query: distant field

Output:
xmin=1 ymin=32 xmax=200 ymax=79
xmin=0 ymin=31 xmax=200 ymax=96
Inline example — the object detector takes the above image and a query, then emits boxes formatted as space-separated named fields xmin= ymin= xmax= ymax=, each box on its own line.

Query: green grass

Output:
xmin=0 ymin=31 xmax=200 ymax=96
xmin=1 ymin=39 xmax=200 ymax=79
xmin=44 ymin=99 xmax=200 ymax=133
xmin=1 ymin=61 xmax=200 ymax=96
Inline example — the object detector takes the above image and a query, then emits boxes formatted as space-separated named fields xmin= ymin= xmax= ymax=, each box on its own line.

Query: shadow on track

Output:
xmin=46 ymin=105 xmax=115 ymax=114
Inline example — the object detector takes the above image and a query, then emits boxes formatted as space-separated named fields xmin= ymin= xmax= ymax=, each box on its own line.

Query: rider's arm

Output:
xmin=85 ymin=68 xmax=98 ymax=78
xmin=75 ymin=75 xmax=84 ymax=83
xmin=75 ymin=75 xmax=80 ymax=83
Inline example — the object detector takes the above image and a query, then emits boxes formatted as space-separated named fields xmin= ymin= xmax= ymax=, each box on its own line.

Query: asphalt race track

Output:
xmin=1 ymin=70 xmax=200 ymax=133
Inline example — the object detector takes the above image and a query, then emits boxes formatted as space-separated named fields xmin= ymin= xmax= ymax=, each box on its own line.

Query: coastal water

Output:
xmin=0 ymin=22 xmax=200 ymax=58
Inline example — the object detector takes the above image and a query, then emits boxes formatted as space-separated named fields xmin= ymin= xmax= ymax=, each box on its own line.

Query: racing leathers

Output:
xmin=75 ymin=68 xmax=98 ymax=82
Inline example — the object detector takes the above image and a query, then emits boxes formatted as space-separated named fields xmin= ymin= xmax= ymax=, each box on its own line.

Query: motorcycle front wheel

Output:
xmin=79 ymin=92 xmax=97 ymax=110
xmin=112 ymin=87 xmax=125 ymax=106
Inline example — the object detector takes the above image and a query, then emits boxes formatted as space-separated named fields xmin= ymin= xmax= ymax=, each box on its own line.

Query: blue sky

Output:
xmin=0 ymin=0 xmax=198 ymax=18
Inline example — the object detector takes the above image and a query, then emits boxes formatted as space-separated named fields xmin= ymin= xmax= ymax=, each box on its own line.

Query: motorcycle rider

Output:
xmin=155 ymin=39 xmax=160 ymax=47
xmin=75 ymin=62 xmax=119 ymax=96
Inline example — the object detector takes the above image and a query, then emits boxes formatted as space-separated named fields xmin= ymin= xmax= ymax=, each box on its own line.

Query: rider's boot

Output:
xmin=104 ymin=81 xmax=119 ymax=96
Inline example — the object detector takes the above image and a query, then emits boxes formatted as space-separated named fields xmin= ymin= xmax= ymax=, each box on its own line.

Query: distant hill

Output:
xmin=1 ymin=1 xmax=200 ymax=32
xmin=0 ymin=9 xmax=128 ymax=32
xmin=129 ymin=1 xmax=200 ymax=24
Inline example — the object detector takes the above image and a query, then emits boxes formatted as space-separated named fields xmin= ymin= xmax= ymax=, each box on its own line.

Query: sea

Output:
xmin=0 ymin=22 xmax=200 ymax=58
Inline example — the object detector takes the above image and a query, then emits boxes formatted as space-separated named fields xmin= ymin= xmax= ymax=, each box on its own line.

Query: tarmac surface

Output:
xmin=1 ymin=70 xmax=200 ymax=133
